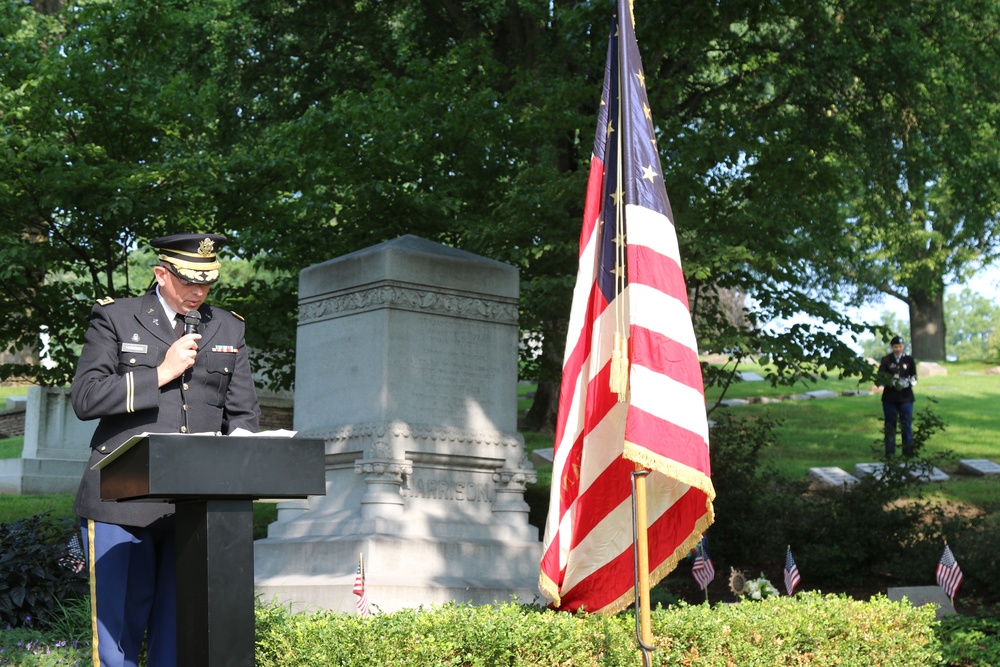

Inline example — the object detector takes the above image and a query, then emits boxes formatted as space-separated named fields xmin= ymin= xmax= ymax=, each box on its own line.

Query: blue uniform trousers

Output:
xmin=82 ymin=519 xmax=177 ymax=667
xmin=882 ymin=400 xmax=914 ymax=456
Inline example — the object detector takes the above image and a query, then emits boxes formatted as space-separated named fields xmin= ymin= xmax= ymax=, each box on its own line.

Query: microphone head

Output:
xmin=183 ymin=310 xmax=202 ymax=334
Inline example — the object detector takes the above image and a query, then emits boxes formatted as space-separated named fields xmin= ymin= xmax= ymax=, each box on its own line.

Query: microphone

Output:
xmin=183 ymin=310 xmax=202 ymax=335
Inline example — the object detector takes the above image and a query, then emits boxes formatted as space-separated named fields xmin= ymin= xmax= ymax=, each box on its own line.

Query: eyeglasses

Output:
xmin=158 ymin=265 xmax=202 ymax=288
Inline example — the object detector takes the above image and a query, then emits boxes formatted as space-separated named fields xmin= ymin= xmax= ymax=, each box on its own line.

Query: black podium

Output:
xmin=99 ymin=434 xmax=326 ymax=667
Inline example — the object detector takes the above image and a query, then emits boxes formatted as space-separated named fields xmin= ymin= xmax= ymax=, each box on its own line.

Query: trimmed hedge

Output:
xmin=254 ymin=593 xmax=940 ymax=667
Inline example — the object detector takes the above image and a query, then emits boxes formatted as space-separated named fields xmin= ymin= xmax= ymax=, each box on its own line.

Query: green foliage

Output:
xmin=0 ymin=495 xmax=75 ymax=524
xmin=702 ymin=409 xmax=989 ymax=591
xmin=0 ymin=436 xmax=23 ymax=459
xmin=654 ymin=594 xmax=940 ymax=667
xmin=0 ymin=626 xmax=90 ymax=667
xmin=40 ymin=597 xmax=91 ymax=646
xmin=937 ymin=615 xmax=1000 ymax=667
xmin=5 ymin=0 xmax=999 ymax=402
xmin=0 ymin=514 xmax=88 ymax=630
xmin=1 ymin=594 xmax=946 ymax=667
xmin=700 ymin=412 xmax=788 ymax=568
xmin=953 ymin=516 xmax=1000 ymax=602
xmin=253 ymin=595 xmax=941 ymax=667
xmin=859 ymin=310 xmax=910 ymax=359
xmin=946 ymin=289 xmax=1000 ymax=361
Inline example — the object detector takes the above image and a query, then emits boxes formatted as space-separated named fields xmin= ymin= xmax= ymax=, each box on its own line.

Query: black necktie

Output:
xmin=173 ymin=313 xmax=184 ymax=338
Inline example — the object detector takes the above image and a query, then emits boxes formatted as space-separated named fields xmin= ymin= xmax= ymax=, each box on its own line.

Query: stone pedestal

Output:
xmin=254 ymin=235 xmax=541 ymax=613
xmin=0 ymin=387 xmax=94 ymax=494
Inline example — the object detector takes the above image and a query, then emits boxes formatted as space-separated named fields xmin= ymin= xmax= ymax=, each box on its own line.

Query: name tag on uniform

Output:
xmin=121 ymin=343 xmax=148 ymax=354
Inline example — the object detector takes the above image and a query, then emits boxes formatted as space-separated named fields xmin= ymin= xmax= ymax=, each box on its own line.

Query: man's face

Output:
xmin=891 ymin=343 xmax=905 ymax=356
xmin=154 ymin=265 xmax=211 ymax=314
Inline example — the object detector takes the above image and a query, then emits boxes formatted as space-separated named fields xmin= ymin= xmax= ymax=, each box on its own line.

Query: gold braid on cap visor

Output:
xmin=159 ymin=254 xmax=220 ymax=283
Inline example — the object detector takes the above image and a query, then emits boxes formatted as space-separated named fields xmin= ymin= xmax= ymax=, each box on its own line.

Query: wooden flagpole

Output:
xmin=631 ymin=467 xmax=654 ymax=666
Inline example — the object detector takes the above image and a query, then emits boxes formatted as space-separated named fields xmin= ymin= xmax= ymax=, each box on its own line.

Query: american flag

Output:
xmin=936 ymin=544 xmax=963 ymax=600
xmin=61 ymin=532 xmax=86 ymax=574
xmin=352 ymin=557 xmax=371 ymax=616
xmin=784 ymin=546 xmax=801 ymax=596
xmin=538 ymin=0 xmax=715 ymax=614
xmin=691 ymin=537 xmax=716 ymax=591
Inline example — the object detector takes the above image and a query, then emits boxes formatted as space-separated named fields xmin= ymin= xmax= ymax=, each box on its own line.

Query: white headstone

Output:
xmin=255 ymin=236 xmax=541 ymax=613
xmin=887 ymin=586 xmax=956 ymax=619
xmin=805 ymin=390 xmax=838 ymax=399
xmin=854 ymin=462 xmax=949 ymax=482
xmin=719 ymin=398 xmax=749 ymax=407
xmin=808 ymin=466 xmax=860 ymax=489
xmin=531 ymin=448 xmax=554 ymax=468
xmin=0 ymin=387 xmax=93 ymax=494
xmin=917 ymin=361 xmax=948 ymax=377
xmin=958 ymin=459 xmax=1000 ymax=476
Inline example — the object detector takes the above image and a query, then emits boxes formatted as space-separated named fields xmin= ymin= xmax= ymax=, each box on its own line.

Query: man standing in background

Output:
xmin=878 ymin=335 xmax=917 ymax=457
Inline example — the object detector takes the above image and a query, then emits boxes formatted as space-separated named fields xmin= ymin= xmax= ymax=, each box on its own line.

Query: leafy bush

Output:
xmin=0 ymin=626 xmax=90 ymax=667
xmin=693 ymin=408 xmax=983 ymax=593
xmin=0 ymin=513 xmax=88 ymax=629
xmin=253 ymin=594 xmax=938 ymax=667
xmin=0 ymin=596 xmax=92 ymax=666
xmin=953 ymin=517 xmax=1000 ymax=601
xmin=936 ymin=614 xmax=1000 ymax=667
xmin=701 ymin=411 xmax=790 ymax=568
xmin=0 ymin=593 xmax=962 ymax=666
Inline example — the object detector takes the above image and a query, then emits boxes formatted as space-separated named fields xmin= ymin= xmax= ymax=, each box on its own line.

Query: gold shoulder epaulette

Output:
xmin=97 ymin=296 xmax=115 ymax=306
xmin=230 ymin=311 xmax=245 ymax=321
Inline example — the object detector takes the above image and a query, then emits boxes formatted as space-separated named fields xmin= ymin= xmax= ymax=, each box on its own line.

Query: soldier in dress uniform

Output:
xmin=71 ymin=233 xmax=260 ymax=667
xmin=877 ymin=335 xmax=917 ymax=457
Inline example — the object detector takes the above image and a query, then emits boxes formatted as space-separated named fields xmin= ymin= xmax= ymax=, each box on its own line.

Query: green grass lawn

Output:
xmin=0 ymin=384 xmax=30 ymax=402
xmin=0 ymin=493 xmax=75 ymax=524
xmin=2 ymin=369 xmax=997 ymax=518
xmin=519 ymin=361 xmax=1000 ymax=513
xmin=706 ymin=361 xmax=1000 ymax=508
xmin=0 ymin=384 xmax=29 ymax=459
xmin=0 ymin=435 xmax=23 ymax=458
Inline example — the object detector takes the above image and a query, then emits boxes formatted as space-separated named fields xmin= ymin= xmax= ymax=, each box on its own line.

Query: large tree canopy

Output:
xmin=2 ymin=0 xmax=999 ymax=425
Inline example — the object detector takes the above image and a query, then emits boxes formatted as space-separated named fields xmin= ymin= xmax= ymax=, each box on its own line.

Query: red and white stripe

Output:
xmin=539 ymin=4 xmax=715 ymax=608
xmin=936 ymin=544 xmax=963 ymax=600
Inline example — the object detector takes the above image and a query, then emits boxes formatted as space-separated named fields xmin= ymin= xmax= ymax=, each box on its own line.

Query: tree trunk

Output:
xmin=30 ymin=0 xmax=65 ymax=14
xmin=908 ymin=284 xmax=947 ymax=361
xmin=522 ymin=380 xmax=560 ymax=433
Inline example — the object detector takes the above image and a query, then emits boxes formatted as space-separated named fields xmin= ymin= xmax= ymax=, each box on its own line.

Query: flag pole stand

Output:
xmin=631 ymin=466 xmax=655 ymax=667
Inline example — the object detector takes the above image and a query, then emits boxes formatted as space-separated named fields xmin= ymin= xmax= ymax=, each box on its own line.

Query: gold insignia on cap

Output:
xmin=198 ymin=238 xmax=215 ymax=256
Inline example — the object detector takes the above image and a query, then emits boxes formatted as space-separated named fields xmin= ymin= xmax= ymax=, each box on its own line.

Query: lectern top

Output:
xmin=99 ymin=434 xmax=327 ymax=502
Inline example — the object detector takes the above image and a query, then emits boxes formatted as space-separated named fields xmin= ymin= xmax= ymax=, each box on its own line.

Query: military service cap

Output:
xmin=151 ymin=233 xmax=226 ymax=285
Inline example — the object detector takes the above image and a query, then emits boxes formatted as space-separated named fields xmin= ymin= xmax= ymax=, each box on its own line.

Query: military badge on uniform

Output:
xmin=212 ymin=345 xmax=239 ymax=353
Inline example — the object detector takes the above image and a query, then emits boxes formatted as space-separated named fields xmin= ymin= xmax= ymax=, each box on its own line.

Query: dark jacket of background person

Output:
xmin=878 ymin=352 xmax=917 ymax=404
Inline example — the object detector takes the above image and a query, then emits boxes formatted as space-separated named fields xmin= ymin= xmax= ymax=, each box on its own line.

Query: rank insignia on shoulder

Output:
xmin=97 ymin=296 xmax=115 ymax=306
xmin=230 ymin=311 xmax=245 ymax=321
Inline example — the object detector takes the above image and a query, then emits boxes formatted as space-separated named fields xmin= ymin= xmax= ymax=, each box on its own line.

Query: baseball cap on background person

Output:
xmin=150 ymin=233 xmax=227 ymax=285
